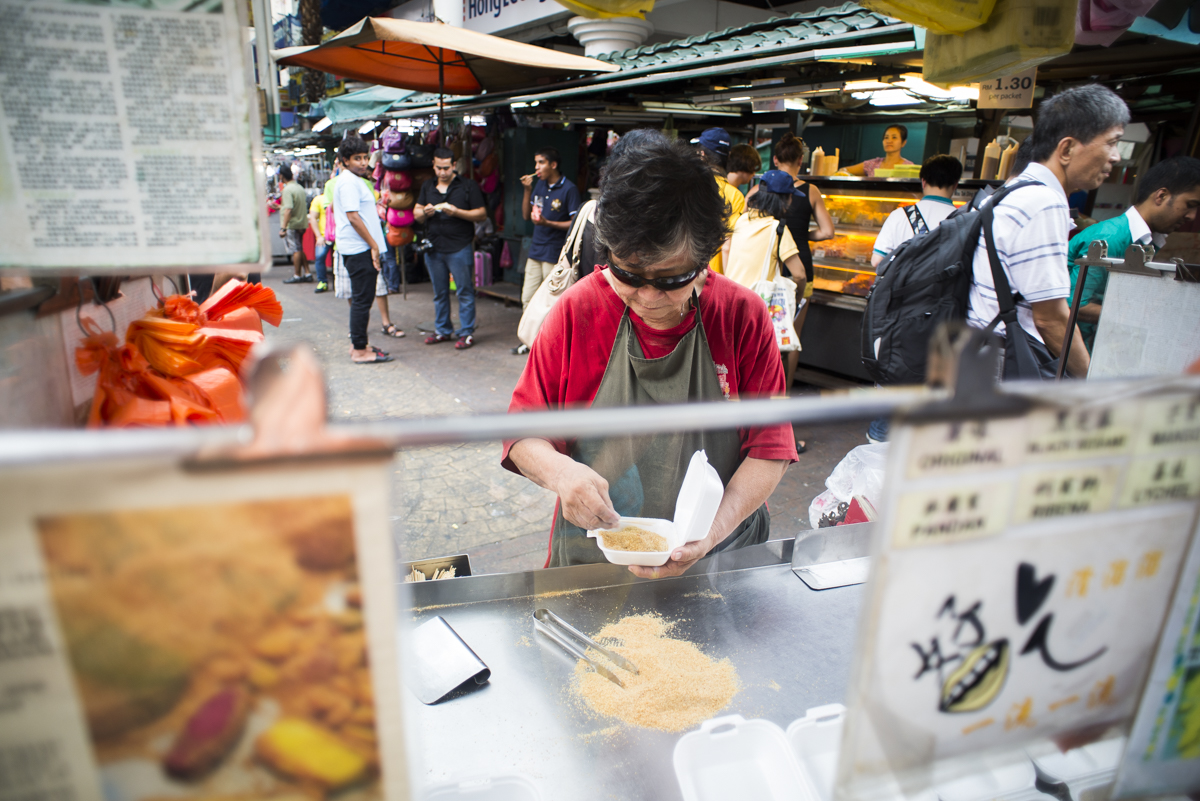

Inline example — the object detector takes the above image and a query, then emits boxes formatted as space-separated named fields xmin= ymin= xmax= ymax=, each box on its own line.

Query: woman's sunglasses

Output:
xmin=608 ymin=261 xmax=702 ymax=291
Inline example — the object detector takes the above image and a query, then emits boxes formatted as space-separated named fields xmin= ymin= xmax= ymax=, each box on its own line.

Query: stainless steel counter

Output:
xmin=399 ymin=540 xmax=863 ymax=799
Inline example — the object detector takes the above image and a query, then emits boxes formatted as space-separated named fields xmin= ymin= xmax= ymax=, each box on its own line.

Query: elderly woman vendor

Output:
xmin=502 ymin=131 xmax=798 ymax=578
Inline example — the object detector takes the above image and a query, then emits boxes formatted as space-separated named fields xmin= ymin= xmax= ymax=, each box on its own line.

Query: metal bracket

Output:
xmin=905 ymin=322 xmax=1032 ymax=423
xmin=791 ymin=522 xmax=873 ymax=589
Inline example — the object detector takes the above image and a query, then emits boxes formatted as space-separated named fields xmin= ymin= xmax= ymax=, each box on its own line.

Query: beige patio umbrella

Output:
xmin=273 ymin=16 xmax=619 ymax=128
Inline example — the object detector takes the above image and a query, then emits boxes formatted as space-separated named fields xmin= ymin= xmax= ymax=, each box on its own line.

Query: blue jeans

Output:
xmin=380 ymin=244 xmax=400 ymax=294
xmin=426 ymin=245 xmax=475 ymax=337
xmin=314 ymin=242 xmax=329 ymax=283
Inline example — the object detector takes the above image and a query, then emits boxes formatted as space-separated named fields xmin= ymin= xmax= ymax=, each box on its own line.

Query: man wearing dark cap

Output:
xmin=692 ymin=128 xmax=744 ymax=275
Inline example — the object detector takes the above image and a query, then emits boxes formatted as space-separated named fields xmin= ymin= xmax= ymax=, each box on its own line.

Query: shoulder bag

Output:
xmin=751 ymin=220 xmax=801 ymax=352
xmin=517 ymin=200 xmax=596 ymax=348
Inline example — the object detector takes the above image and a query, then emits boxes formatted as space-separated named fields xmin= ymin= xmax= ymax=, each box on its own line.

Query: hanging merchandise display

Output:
xmin=922 ymin=0 xmax=1076 ymax=84
xmin=1076 ymin=0 xmax=1161 ymax=45
xmin=859 ymin=0 xmax=997 ymax=34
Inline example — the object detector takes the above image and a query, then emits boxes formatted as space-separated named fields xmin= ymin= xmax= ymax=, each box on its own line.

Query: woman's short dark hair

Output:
xmin=1014 ymin=84 xmax=1129 ymax=172
xmin=595 ymin=130 xmax=726 ymax=268
xmin=1135 ymin=156 xmax=1200 ymax=204
xmin=338 ymin=134 xmax=370 ymax=162
xmin=747 ymin=187 xmax=791 ymax=219
xmin=433 ymin=147 xmax=454 ymax=162
xmin=920 ymin=154 xmax=963 ymax=189
xmin=728 ymin=144 xmax=760 ymax=175
xmin=774 ymin=132 xmax=805 ymax=166
xmin=886 ymin=124 xmax=909 ymax=143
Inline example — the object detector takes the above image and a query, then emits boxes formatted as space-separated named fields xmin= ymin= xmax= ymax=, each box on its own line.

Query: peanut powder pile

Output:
xmin=573 ymin=613 xmax=739 ymax=732
xmin=601 ymin=526 xmax=668 ymax=552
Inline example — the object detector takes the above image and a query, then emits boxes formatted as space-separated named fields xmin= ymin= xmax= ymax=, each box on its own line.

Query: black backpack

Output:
xmin=860 ymin=181 xmax=1037 ymax=385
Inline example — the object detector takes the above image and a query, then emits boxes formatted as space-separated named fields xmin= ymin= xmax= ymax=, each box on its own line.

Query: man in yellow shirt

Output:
xmin=692 ymin=128 xmax=744 ymax=274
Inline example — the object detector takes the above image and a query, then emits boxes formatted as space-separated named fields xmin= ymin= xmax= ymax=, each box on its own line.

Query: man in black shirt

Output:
xmin=414 ymin=148 xmax=487 ymax=349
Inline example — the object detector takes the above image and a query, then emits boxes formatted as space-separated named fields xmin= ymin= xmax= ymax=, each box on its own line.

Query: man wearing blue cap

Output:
xmin=692 ymin=128 xmax=744 ymax=275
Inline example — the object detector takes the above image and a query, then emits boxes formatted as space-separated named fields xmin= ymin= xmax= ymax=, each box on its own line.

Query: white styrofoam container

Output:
xmin=588 ymin=450 xmax=724 ymax=566
xmin=786 ymin=704 xmax=1042 ymax=801
xmin=1033 ymin=737 xmax=1124 ymax=801
xmin=786 ymin=704 xmax=848 ymax=801
xmin=674 ymin=715 xmax=819 ymax=801
xmin=422 ymin=774 xmax=541 ymax=801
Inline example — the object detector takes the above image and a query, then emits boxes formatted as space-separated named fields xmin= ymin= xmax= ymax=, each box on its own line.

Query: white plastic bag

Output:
xmin=808 ymin=443 xmax=889 ymax=528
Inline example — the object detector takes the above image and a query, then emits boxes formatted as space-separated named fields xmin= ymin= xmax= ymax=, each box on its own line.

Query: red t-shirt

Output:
xmin=501 ymin=268 xmax=798 ymax=473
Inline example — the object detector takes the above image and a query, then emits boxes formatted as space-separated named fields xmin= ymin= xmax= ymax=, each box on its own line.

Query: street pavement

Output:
xmin=261 ymin=269 xmax=867 ymax=575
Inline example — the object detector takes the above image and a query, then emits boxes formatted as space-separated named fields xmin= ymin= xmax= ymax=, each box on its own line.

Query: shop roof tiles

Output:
xmin=594 ymin=3 xmax=897 ymax=70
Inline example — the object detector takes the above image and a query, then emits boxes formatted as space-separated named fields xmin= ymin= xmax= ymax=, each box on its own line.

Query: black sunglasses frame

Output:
xmin=607 ymin=261 xmax=703 ymax=291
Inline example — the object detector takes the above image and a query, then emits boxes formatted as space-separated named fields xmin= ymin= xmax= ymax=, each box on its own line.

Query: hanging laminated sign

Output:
xmin=0 ymin=0 xmax=268 ymax=273
xmin=0 ymin=450 xmax=407 ymax=801
xmin=836 ymin=379 xmax=1200 ymax=801
xmin=1114 ymin=396 xmax=1200 ymax=798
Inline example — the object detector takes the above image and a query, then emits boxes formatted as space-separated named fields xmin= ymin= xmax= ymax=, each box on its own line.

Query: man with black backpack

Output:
xmin=862 ymin=84 xmax=1127 ymax=387
xmin=965 ymin=84 xmax=1128 ymax=380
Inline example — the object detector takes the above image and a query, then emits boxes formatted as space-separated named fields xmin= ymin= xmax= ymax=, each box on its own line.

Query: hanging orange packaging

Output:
xmin=76 ymin=280 xmax=282 ymax=428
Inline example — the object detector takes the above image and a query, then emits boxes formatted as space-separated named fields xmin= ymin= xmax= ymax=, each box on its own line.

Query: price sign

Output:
xmin=977 ymin=68 xmax=1037 ymax=109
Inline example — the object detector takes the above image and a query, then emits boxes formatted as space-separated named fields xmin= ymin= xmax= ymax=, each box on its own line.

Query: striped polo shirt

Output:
xmin=966 ymin=162 xmax=1072 ymax=343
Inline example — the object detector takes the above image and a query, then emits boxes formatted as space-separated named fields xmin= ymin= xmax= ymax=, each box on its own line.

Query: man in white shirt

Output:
xmin=334 ymin=135 xmax=390 ymax=364
xmin=966 ymin=84 xmax=1129 ymax=379
xmin=871 ymin=155 xmax=963 ymax=267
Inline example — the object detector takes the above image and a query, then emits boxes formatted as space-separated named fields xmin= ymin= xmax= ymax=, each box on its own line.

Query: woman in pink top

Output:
xmin=843 ymin=125 xmax=914 ymax=177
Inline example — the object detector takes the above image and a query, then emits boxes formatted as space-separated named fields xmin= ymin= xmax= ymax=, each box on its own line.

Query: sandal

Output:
xmin=424 ymin=333 xmax=453 ymax=345
xmin=796 ymin=440 xmax=808 ymax=454
xmin=352 ymin=352 xmax=393 ymax=364
xmin=381 ymin=324 xmax=406 ymax=338
xmin=455 ymin=335 xmax=475 ymax=350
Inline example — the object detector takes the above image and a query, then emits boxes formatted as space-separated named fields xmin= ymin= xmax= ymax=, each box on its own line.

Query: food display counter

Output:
xmin=402 ymin=539 xmax=862 ymax=799
xmin=797 ymin=177 xmax=1000 ymax=384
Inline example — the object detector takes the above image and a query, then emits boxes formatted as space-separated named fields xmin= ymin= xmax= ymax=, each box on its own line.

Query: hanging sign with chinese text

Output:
xmin=836 ymin=382 xmax=1200 ymax=801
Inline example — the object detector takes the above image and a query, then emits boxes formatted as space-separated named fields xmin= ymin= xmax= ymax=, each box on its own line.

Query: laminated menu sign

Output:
xmin=1112 ymin=516 xmax=1200 ymax=797
xmin=0 ymin=0 xmax=265 ymax=272
xmin=836 ymin=382 xmax=1200 ymax=801
xmin=0 ymin=454 xmax=408 ymax=801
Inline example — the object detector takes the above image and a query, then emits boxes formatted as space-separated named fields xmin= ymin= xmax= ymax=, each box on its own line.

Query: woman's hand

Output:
xmin=553 ymin=460 xmax=620 ymax=530
xmin=508 ymin=438 xmax=619 ymax=530
xmin=628 ymin=533 xmax=716 ymax=579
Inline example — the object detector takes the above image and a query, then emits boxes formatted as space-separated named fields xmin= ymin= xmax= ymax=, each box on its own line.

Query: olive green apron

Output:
xmin=548 ymin=294 xmax=771 ymax=567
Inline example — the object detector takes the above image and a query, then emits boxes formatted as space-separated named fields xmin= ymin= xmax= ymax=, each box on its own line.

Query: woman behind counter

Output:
xmin=842 ymin=125 xmax=913 ymax=177
xmin=503 ymin=131 xmax=798 ymax=579
xmin=737 ymin=134 xmax=835 ymax=397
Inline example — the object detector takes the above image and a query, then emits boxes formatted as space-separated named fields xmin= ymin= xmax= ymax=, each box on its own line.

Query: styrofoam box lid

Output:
xmin=674 ymin=715 xmax=818 ymax=801
xmin=786 ymin=704 xmax=847 ymax=801
xmin=673 ymin=450 xmax=724 ymax=544
xmin=423 ymin=774 xmax=541 ymax=801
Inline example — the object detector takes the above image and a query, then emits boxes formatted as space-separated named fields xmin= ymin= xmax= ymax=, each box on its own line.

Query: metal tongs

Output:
xmin=533 ymin=608 xmax=639 ymax=688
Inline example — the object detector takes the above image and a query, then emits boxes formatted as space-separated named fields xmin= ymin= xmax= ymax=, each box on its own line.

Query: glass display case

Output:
xmin=796 ymin=178 xmax=997 ymax=384
xmin=808 ymin=181 xmax=976 ymax=301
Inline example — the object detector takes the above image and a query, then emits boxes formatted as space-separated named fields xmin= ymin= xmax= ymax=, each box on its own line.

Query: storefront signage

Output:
xmin=0 ymin=0 xmax=266 ymax=273
xmin=462 ymin=0 xmax=570 ymax=35
xmin=977 ymin=67 xmax=1037 ymax=109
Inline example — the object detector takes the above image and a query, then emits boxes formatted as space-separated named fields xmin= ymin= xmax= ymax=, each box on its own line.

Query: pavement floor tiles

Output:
xmin=262 ymin=270 xmax=869 ymax=575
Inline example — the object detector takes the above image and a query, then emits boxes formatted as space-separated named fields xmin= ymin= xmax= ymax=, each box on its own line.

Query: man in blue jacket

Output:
xmin=1067 ymin=156 xmax=1200 ymax=353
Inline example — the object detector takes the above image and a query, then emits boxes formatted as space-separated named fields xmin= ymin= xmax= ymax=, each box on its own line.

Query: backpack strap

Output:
xmin=980 ymin=180 xmax=1043 ymax=377
xmin=904 ymin=204 xmax=929 ymax=236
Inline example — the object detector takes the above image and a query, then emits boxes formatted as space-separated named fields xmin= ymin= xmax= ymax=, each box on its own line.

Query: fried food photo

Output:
xmin=36 ymin=496 xmax=383 ymax=801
